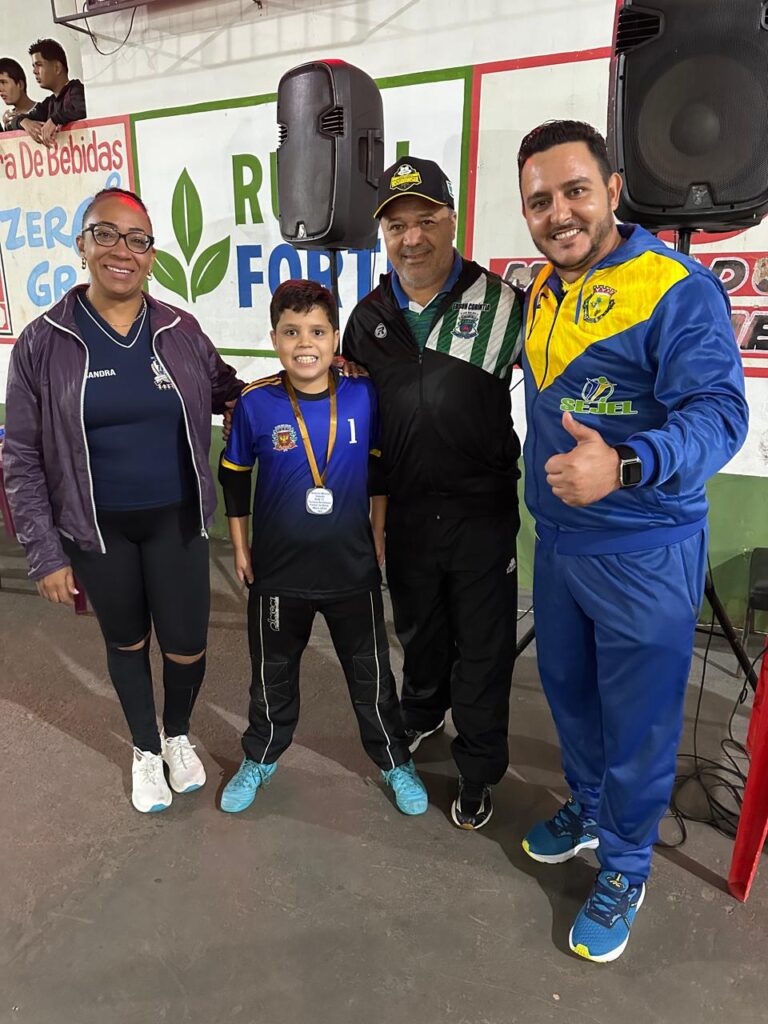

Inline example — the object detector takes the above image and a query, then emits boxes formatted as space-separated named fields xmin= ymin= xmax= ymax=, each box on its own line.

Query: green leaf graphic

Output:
xmin=153 ymin=249 xmax=188 ymax=301
xmin=172 ymin=168 xmax=203 ymax=265
xmin=191 ymin=237 xmax=230 ymax=302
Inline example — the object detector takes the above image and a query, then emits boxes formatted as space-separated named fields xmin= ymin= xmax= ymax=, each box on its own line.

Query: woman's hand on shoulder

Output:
xmin=222 ymin=398 xmax=238 ymax=444
xmin=333 ymin=356 xmax=368 ymax=378
xmin=36 ymin=566 xmax=79 ymax=606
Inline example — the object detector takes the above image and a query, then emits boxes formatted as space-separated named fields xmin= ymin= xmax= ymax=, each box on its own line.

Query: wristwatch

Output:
xmin=615 ymin=444 xmax=642 ymax=488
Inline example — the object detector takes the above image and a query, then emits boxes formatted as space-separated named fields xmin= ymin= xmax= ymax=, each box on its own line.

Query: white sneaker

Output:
xmin=132 ymin=748 xmax=172 ymax=813
xmin=161 ymin=733 xmax=206 ymax=793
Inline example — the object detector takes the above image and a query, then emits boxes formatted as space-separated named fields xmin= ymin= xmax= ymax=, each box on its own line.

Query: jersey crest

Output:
xmin=272 ymin=423 xmax=298 ymax=451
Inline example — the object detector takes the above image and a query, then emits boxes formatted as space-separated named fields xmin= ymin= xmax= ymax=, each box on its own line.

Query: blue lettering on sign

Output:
xmin=235 ymin=239 xmax=384 ymax=310
xmin=268 ymin=243 xmax=302 ymax=293
xmin=236 ymin=244 xmax=264 ymax=308
xmin=0 ymin=172 xmax=122 ymax=307
xmin=27 ymin=262 xmax=77 ymax=305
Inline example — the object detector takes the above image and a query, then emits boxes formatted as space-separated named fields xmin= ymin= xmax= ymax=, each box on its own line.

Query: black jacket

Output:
xmin=342 ymin=257 xmax=523 ymax=519
xmin=12 ymin=79 xmax=86 ymax=129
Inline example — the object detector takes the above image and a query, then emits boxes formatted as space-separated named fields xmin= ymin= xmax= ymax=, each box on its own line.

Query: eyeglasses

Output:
xmin=82 ymin=223 xmax=155 ymax=254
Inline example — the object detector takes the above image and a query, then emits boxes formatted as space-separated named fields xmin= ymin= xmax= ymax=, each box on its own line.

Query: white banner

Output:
xmin=0 ymin=116 xmax=134 ymax=399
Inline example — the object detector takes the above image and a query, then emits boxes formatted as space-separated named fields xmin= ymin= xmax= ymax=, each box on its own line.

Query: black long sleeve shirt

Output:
xmin=12 ymin=79 xmax=86 ymax=129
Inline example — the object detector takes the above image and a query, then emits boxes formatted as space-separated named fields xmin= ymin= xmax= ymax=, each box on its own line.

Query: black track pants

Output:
xmin=242 ymin=587 xmax=410 ymax=771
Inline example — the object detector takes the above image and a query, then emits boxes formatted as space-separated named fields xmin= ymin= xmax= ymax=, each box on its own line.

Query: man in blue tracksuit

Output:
xmin=516 ymin=120 xmax=748 ymax=962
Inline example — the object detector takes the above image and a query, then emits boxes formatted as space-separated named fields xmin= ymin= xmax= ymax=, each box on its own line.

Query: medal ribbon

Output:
xmin=284 ymin=371 xmax=337 ymax=487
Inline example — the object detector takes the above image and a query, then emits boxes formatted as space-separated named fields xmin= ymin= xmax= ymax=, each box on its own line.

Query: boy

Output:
xmin=218 ymin=279 xmax=428 ymax=816
xmin=0 ymin=58 xmax=35 ymax=130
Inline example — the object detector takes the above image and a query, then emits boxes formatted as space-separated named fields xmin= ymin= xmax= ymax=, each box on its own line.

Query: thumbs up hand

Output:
xmin=544 ymin=412 xmax=622 ymax=507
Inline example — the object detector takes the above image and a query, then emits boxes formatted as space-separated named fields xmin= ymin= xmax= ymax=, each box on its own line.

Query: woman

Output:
xmin=4 ymin=187 xmax=243 ymax=813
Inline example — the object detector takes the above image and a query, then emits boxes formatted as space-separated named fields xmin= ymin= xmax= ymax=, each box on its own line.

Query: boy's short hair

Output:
xmin=270 ymin=279 xmax=338 ymax=330
xmin=517 ymin=120 xmax=612 ymax=184
xmin=29 ymin=38 xmax=68 ymax=74
xmin=0 ymin=58 xmax=26 ymax=89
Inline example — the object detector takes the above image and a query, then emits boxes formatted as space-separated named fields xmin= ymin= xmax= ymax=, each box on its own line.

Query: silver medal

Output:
xmin=306 ymin=486 xmax=334 ymax=515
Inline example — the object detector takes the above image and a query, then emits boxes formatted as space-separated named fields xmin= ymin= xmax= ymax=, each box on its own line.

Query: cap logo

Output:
xmin=390 ymin=163 xmax=422 ymax=192
xmin=446 ymin=178 xmax=454 ymax=199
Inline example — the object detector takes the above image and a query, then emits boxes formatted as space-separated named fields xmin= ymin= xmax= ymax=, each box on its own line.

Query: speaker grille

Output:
xmin=615 ymin=7 xmax=662 ymax=53
xmin=618 ymin=1 xmax=768 ymax=211
xmin=320 ymin=106 xmax=345 ymax=136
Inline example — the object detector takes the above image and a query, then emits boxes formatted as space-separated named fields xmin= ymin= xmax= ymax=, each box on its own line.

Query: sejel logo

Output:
xmin=560 ymin=376 xmax=637 ymax=416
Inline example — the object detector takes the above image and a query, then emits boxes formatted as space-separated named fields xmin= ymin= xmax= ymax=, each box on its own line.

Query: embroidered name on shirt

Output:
xmin=451 ymin=301 xmax=491 ymax=312
xmin=87 ymin=368 xmax=117 ymax=379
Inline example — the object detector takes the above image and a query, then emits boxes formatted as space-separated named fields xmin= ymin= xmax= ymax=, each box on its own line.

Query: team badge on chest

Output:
xmin=272 ymin=423 xmax=298 ymax=451
xmin=582 ymin=284 xmax=616 ymax=324
xmin=452 ymin=308 xmax=481 ymax=341
xmin=151 ymin=358 xmax=174 ymax=391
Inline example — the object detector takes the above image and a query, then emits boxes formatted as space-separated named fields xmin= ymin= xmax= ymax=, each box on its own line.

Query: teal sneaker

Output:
xmin=221 ymin=758 xmax=277 ymax=813
xmin=522 ymin=797 xmax=599 ymax=863
xmin=569 ymin=871 xmax=646 ymax=963
xmin=382 ymin=759 xmax=428 ymax=815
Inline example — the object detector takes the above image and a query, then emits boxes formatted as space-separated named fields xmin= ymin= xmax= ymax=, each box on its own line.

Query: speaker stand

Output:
xmin=329 ymin=249 xmax=341 ymax=310
xmin=675 ymin=228 xmax=757 ymax=691
xmin=516 ymin=623 xmax=535 ymax=659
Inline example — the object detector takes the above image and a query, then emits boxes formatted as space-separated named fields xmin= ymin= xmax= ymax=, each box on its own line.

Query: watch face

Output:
xmin=621 ymin=460 xmax=642 ymax=487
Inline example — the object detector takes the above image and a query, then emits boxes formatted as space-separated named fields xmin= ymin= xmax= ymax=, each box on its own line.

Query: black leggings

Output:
xmin=62 ymin=502 xmax=210 ymax=754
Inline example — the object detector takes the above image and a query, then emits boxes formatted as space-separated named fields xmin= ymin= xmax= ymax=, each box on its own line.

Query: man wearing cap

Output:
xmin=342 ymin=157 xmax=523 ymax=830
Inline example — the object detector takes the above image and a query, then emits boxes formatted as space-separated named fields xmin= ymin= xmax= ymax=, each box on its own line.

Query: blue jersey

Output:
xmin=223 ymin=371 xmax=381 ymax=598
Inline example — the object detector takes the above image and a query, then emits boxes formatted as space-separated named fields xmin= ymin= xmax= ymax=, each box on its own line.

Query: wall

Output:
xmin=1 ymin=0 xmax=767 ymax=631
xmin=1 ymin=0 xmax=84 ymax=86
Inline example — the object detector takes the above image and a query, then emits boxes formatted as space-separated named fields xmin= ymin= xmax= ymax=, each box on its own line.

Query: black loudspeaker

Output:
xmin=276 ymin=60 xmax=384 ymax=250
xmin=608 ymin=0 xmax=768 ymax=231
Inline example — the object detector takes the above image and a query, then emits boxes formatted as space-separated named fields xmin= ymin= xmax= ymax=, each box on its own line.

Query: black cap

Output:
xmin=374 ymin=156 xmax=455 ymax=218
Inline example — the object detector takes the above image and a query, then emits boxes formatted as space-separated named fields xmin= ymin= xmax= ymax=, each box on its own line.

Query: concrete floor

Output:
xmin=1 ymin=533 xmax=767 ymax=1024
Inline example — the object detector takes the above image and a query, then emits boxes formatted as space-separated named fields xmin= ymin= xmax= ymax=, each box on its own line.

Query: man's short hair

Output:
xmin=517 ymin=120 xmax=612 ymax=184
xmin=82 ymin=187 xmax=151 ymax=227
xmin=28 ymin=38 xmax=68 ymax=74
xmin=0 ymin=58 xmax=27 ymax=89
xmin=270 ymin=279 xmax=338 ymax=331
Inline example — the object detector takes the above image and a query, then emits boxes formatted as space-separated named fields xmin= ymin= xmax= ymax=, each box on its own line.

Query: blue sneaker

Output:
xmin=569 ymin=871 xmax=646 ymax=962
xmin=522 ymin=797 xmax=599 ymax=863
xmin=221 ymin=758 xmax=277 ymax=813
xmin=382 ymin=760 xmax=428 ymax=815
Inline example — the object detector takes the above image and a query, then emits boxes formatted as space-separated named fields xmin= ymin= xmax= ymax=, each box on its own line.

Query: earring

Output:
xmin=147 ymin=271 xmax=153 ymax=280
xmin=81 ymin=256 xmax=86 ymax=270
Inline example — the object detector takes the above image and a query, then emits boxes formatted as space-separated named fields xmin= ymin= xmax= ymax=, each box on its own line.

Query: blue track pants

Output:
xmin=532 ymin=528 xmax=707 ymax=882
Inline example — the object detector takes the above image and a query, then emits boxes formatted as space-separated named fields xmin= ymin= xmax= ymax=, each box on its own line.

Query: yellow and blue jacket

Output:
xmin=522 ymin=224 xmax=748 ymax=554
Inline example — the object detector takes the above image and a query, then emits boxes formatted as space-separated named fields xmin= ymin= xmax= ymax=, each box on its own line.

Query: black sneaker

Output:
xmin=404 ymin=717 xmax=446 ymax=754
xmin=451 ymin=777 xmax=493 ymax=830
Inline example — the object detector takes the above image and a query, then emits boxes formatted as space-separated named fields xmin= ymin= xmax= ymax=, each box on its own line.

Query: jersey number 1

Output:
xmin=348 ymin=418 xmax=357 ymax=444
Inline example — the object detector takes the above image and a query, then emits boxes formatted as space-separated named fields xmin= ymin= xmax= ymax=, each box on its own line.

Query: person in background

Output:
xmin=15 ymin=38 xmax=86 ymax=146
xmin=0 ymin=57 xmax=35 ymax=130
xmin=342 ymin=157 xmax=523 ymax=831
xmin=218 ymin=279 xmax=429 ymax=818
xmin=516 ymin=119 xmax=748 ymax=962
xmin=4 ymin=187 xmax=243 ymax=814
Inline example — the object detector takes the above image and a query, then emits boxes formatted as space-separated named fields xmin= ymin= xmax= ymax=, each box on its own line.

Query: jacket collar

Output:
xmin=46 ymin=284 xmax=181 ymax=333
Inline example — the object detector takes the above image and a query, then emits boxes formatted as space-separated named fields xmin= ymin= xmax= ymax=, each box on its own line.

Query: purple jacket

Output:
xmin=3 ymin=285 xmax=244 ymax=579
